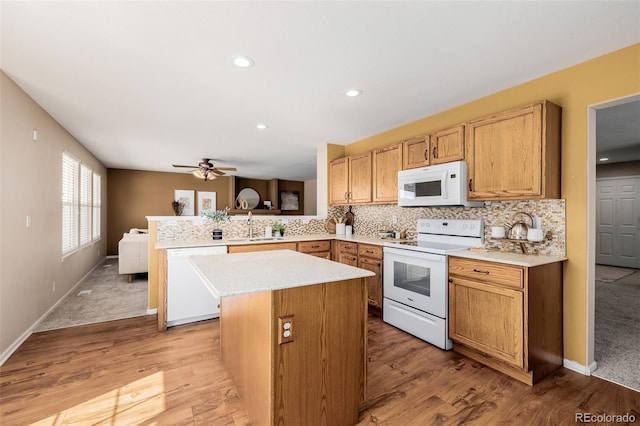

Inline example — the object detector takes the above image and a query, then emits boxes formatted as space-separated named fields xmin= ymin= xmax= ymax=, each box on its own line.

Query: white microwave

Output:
xmin=398 ymin=161 xmax=483 ymax=207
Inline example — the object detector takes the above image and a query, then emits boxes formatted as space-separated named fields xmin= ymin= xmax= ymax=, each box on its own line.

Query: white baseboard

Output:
xmin=147 ymin=308 xmax=158 ymax=315
xmin=0 ymin=258 xmax=107 ymax=366
xmin=564 ymin=358 xmax=597 ymax=375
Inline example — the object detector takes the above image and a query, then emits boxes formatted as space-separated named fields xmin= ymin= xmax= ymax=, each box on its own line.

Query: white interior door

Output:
xmin=596 ymin=176 xmax=640 ymax=268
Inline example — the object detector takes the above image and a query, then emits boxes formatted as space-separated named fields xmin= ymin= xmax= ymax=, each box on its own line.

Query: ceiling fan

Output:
xmin=172 ymin=158 xmax=237 ymax=181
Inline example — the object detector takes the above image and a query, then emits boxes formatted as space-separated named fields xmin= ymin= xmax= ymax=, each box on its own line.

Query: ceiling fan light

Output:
xmin=192 ymin=169 xmax=204 ymax=178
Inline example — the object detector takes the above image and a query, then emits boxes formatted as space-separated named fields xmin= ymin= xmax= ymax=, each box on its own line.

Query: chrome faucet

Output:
xmin=247 ymin=211 xmax=253 ymax=239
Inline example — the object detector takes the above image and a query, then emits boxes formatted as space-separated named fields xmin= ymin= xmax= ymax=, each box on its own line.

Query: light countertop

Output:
xmin=450 ymin=250 xmax=567 ymax=267
xmin=156 ymin=233 xmax=403 ymax=249
xmin=189 ymin=249 xmax=375 ymax=297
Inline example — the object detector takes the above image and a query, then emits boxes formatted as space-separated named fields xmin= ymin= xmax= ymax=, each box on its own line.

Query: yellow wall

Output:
xmin=342 ymin=44 xmax=640 ymax=365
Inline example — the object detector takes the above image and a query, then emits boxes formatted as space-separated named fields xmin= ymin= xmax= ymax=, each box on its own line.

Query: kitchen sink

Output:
xmin=228 ymin=237 xmax=284 ymax=242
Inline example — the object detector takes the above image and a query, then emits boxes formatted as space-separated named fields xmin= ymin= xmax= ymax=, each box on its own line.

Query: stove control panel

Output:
xmin=417 ymin=218 xmax=483 ymax=238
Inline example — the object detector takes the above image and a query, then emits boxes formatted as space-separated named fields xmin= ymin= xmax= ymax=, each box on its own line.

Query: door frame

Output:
xmin=586 ymin=93 xmax=640 ymax=372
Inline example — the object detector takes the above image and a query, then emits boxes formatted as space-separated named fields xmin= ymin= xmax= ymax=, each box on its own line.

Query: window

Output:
xmin=62 ymin=153 xmax=102 ymax=255
xmin=92 ymin=173 xmax=101 ymax=240
xmin=62 ymin=153 xmax=79 ymax=254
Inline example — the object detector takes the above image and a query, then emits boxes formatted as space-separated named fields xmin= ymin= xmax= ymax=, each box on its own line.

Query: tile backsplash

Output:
xmin=155 ymin=199 xmax=565 ymax=256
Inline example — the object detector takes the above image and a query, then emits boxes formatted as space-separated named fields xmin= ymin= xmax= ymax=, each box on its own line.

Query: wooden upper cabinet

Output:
xmin=466 ymin=100 xmax=561 ymax=200
xmin=348 ymin=152 xmax=372 ymax=204
xmin=402 ymin=135 xmax=430 ymax=169
xmin=430 ymin=125 xmax=465 ymax=165
xmin=329 ymin=157 xmax=349 ymax=205
xmin=373 ymin=143 xmax=402 ymax=203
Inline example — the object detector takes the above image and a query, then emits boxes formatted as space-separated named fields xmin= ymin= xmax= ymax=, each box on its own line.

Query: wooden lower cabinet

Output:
xmin=228 ymin=242 xmax=297 ymax=253
xmin=337 ymin=241 xmax=359 ymax=266
xmin=336 ymin=242 xmax=384 ymax=316
xmin=297 ymin=240 xmax=331 ymax=260
xmin=448 ymin=256 xmax=563 ymax=385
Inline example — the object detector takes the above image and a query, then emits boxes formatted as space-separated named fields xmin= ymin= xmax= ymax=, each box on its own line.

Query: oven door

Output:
xmin=383 ymin=246 xmax=447 ymax=318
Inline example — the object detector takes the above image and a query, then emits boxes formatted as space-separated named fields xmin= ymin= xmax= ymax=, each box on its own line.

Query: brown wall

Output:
xmin=596 ymin=160 xmax=640 ymax=178
xmin=107 ymin=169 xmax=233 ymax=255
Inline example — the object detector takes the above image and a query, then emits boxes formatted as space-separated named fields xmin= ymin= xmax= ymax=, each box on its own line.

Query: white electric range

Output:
xmin=383 ymin=218 xmax=484 ymax=349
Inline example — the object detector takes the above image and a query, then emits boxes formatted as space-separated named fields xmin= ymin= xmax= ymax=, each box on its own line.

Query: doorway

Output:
xmin=587 ymin=95 xmax=640 ymax=391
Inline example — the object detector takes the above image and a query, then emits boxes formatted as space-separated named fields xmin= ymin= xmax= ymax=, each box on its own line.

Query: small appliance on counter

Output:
xmin=383 ymin=218 xmax=484 ymax=350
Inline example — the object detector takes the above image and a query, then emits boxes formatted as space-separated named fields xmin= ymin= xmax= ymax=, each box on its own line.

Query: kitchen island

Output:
xmin=189 ymin=249 xmax=374 ymax=426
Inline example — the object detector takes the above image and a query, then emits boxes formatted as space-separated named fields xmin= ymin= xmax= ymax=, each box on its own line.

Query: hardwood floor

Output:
xmin=1 ymin=315 xmax=638 ymax=425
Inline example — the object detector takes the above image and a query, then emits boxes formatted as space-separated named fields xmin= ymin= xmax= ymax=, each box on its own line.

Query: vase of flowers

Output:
xmin=203 ymin=207 xmax=231 ymax=240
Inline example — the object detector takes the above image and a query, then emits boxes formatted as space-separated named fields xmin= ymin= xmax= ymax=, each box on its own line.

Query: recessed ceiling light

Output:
xmin=233 ymin=56 xmax=254 ymax=68
xmin=345 ymin=89 xmax=363 ymax=97
xmin=256 ymin=123 xmax=268 ymax=130
xmin=599 ymin=157 xmax=609 ymax=161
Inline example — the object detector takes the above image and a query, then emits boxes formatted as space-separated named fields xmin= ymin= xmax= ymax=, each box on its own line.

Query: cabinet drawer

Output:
xmin=358 ymin=244 xmax=383 ymax=259
xmin=338 ymin=241 xmax=358 ymax=255
xmin=449 ymin=257 xmax=523 ymax=289
xmin=298 ymin=240 xmax=331 ymax=253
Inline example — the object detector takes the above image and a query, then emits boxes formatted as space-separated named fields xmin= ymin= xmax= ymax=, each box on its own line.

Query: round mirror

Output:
xmin=236 ymin=188 xmax=260 ymax=210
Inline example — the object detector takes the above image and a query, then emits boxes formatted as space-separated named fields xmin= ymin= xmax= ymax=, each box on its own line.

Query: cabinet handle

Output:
xmin=448 ymin=279 xmax=453 ymax=283
xmin=473 ymin=269 xmax=490 ymax=275
xmin=366 ymin=250 xmax=374 ymax=254
xmin=344 ymin=191 xmax=349 ymax=200
xmin=424 ymin=149 xmax=429 ymax=161
xmin=468 ymin=179 xmax=473 ymax=192
xmin=433 ymin=146 xmax=437 ymax=158
xmin=311 ymin=245 xmax=320 ymax=248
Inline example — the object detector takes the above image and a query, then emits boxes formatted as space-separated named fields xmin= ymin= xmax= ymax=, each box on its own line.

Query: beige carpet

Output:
xmin=595 ymin=264 xmax=636 ymax=282
xmin=34 ymin=258 xmax=149 ymax=332
xmin=593 ymin=266 xmax=640 ymax=392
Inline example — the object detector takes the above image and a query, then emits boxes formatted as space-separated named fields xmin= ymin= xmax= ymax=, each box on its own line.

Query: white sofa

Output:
xmin=118 ymin=228 xmax=149 ymax=282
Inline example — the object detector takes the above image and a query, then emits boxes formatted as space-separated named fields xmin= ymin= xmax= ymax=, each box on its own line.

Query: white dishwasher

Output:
xmin=167 ymin=245 xmax=227 ymax=327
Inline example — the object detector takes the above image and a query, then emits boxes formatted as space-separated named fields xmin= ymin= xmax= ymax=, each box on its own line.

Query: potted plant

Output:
xmin=272 ymin=222 xmax=286 ymax=237
xmin=203 ymin=207 xmax=231 ymax=240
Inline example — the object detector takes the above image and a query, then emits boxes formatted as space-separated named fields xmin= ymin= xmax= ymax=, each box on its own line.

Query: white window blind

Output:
xmin=92 ymin=173 xmax=101 ymax=240
xmin=80 ymin=164 xmax=92 ymax=246
xmin=62 ymin=153 xmax=79 ymax=254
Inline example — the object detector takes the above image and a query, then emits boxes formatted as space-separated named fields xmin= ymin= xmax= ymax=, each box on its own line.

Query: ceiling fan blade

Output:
xmin=214 ymin=167 xmax=237 ymax=171
xmin=210 ymin=169 xmax=226 ymax=176
xmin=172 ymin=164 xmax=199 ymax=168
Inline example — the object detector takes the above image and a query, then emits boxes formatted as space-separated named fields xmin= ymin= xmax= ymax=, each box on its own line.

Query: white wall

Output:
xmin=0 ymin=72 xmax=107 ymax=363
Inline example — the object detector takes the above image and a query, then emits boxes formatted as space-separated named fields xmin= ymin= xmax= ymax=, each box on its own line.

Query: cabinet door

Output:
xmin=358 ymin=257 xmax=383 ymax=310
xmin=402 ymin=135 xmax=430 ymax=169
xmin=372 ymin=143 xmax=402 ymax=203
xmin=339 ymin=252 xmax=358 ymax=267
xmin=349 ymin=152 xmax=372 ymax=204
xmin=466 ymin=103 xmax=543 ymax=200
xmin=329 ymin=157 xmax=350 ymax=205
xmin=449 ymin=277 xmax=524 ymax=368
xmin=431 ymin=125 xmax=464 ymax=165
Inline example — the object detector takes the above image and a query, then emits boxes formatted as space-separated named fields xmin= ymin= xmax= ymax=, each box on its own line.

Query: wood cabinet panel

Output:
xmin=372 ymin=143 xmax=402 ymax=203
xmin=358 ymin=243 xmax=383 ymax=259
xmin=448 ymin=257 xmax=523 ymax=289
xmin=402 ymin=135 xmax=430 ymax=169
xmin=431 ymin=125 xmax=464 ymax=165
xmin=329 ymin=157 xmax=349 ymax=205
xmin=338 ymin=241 xmax=358 ymax=255
xmin=228 ymin=242 xmax=298 ymax=253
xmin=349 ymin=152 xmax=372 ymax=204
xmin=297 ymin=240 xmax=331 ymax=253
xmin=466 ymin=101 xmax=561 ymax=200
xmin=359 ymin=256 xmax=383 ymax=310
xmin=449 ymin=277 xmax=524 ymax=368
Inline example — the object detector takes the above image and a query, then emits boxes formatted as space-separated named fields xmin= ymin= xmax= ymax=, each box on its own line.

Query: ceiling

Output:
xmin=1 ymin=2 xmax=639 ymax=181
